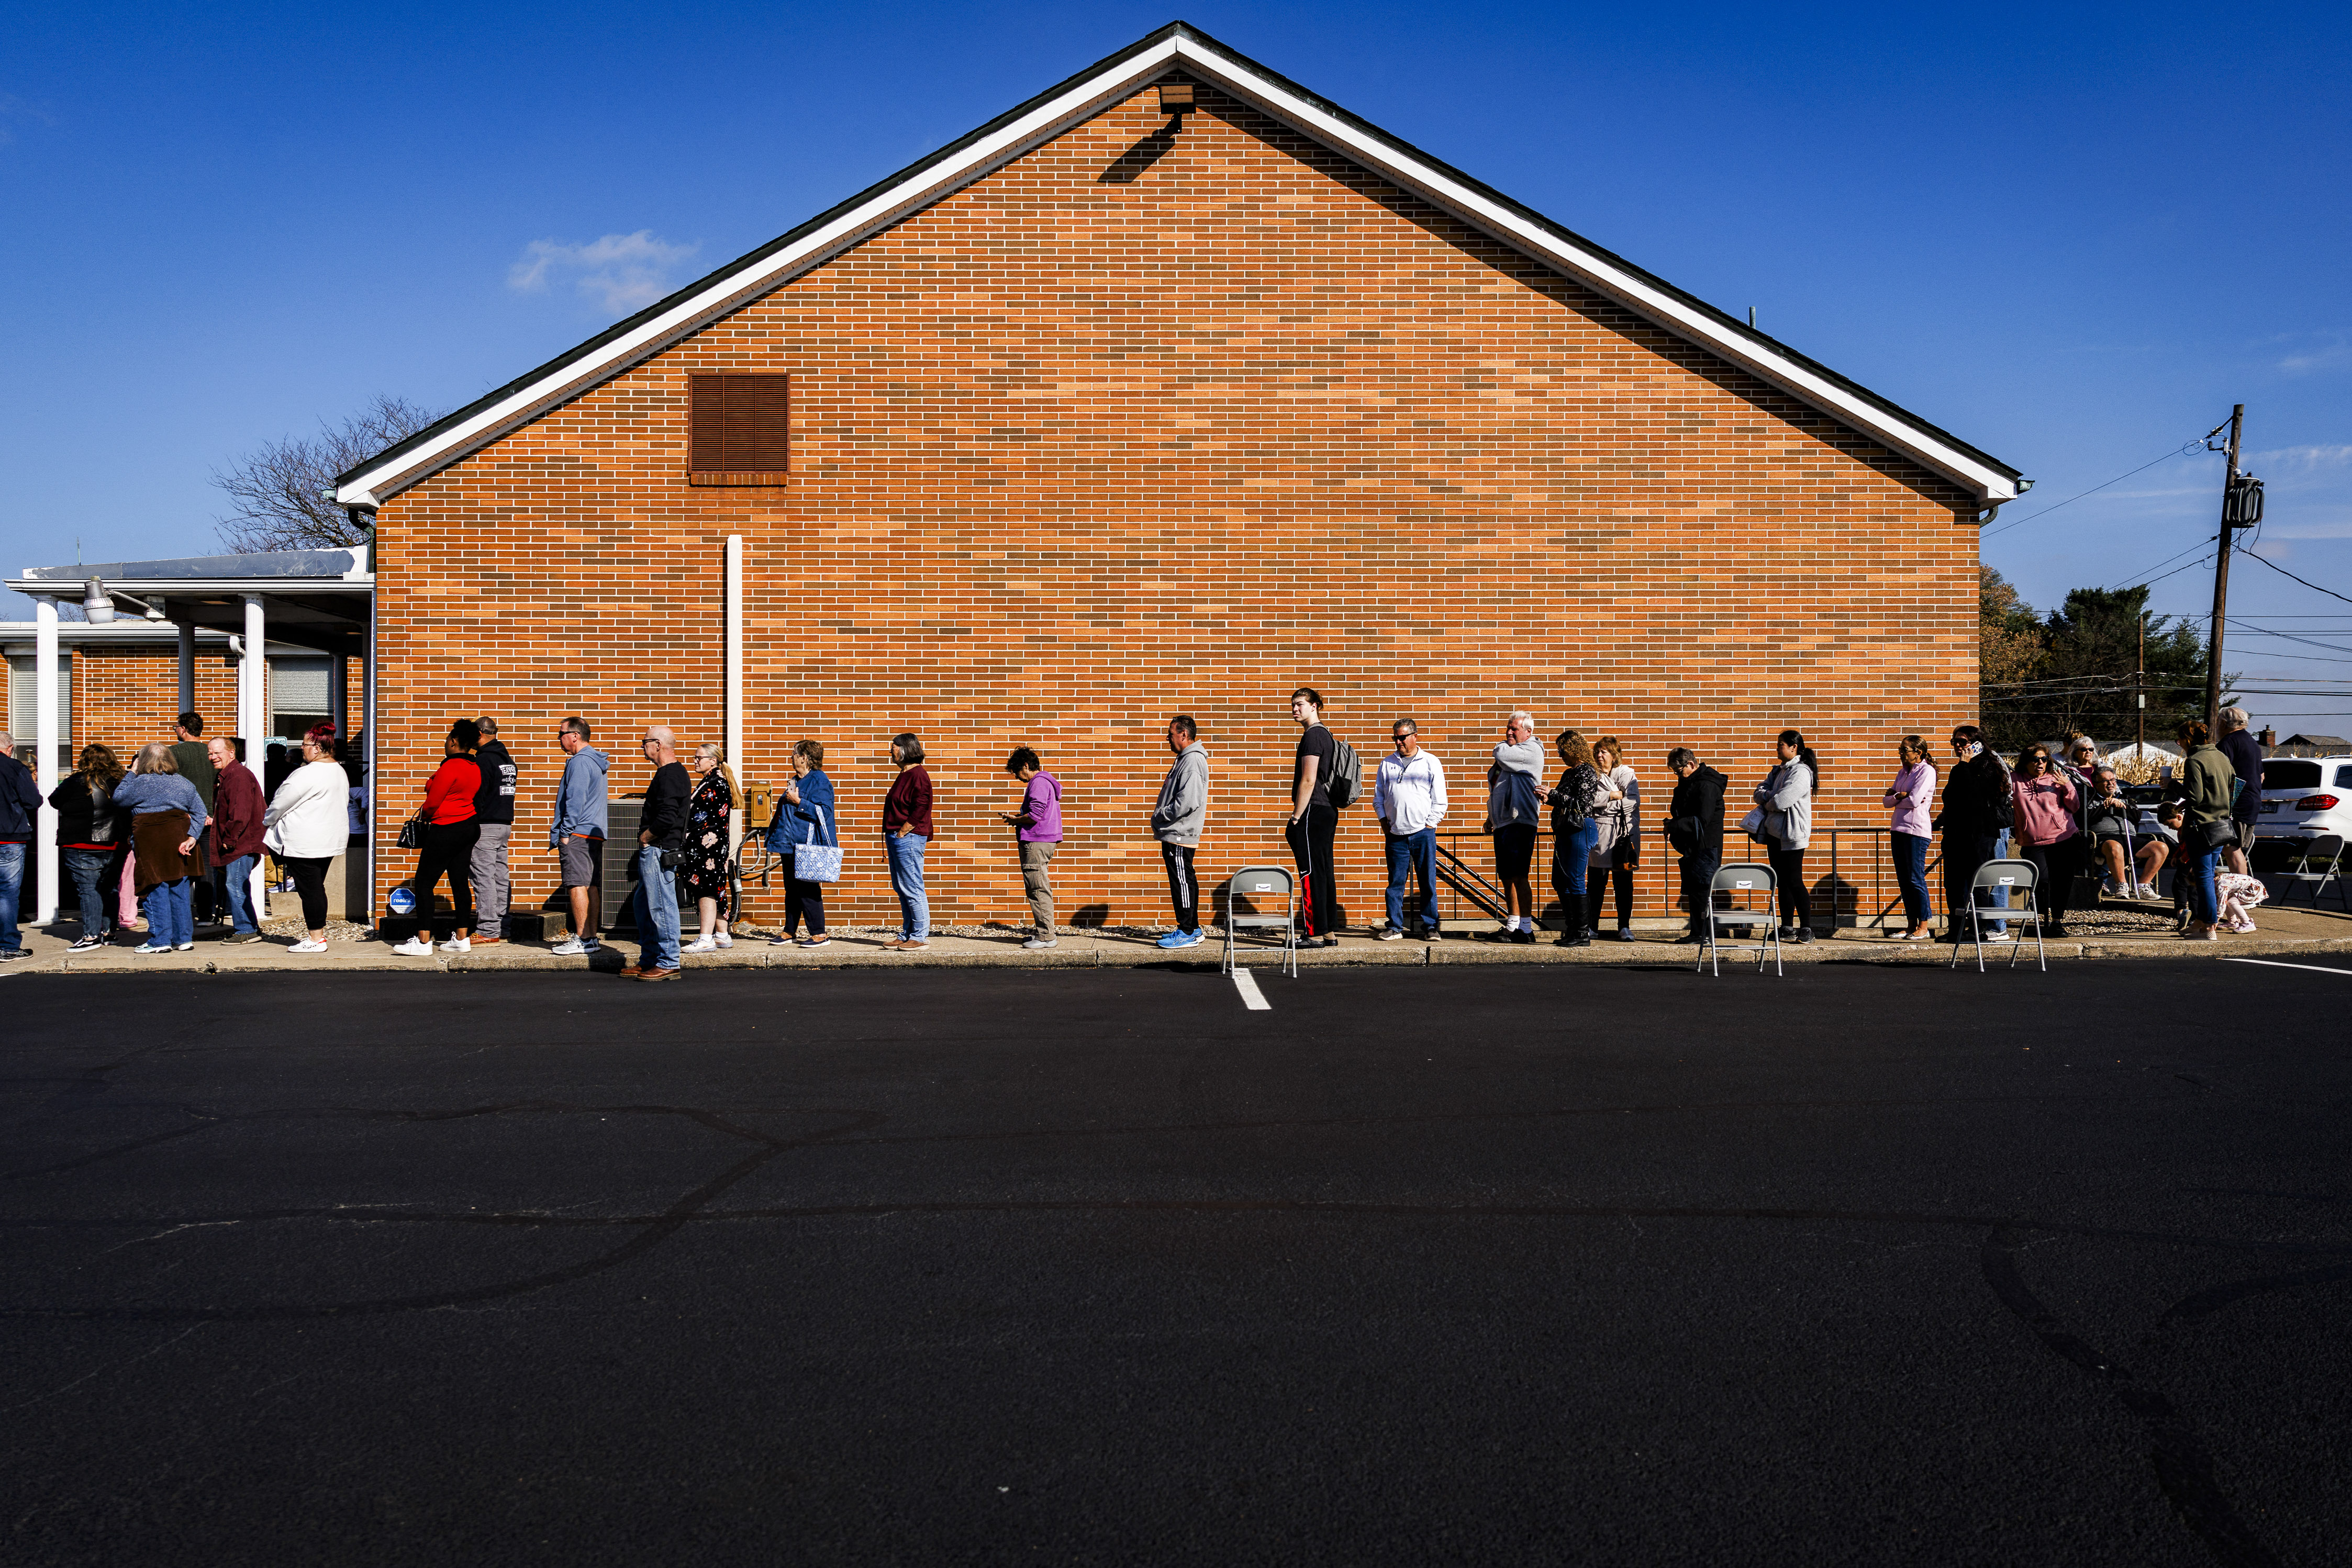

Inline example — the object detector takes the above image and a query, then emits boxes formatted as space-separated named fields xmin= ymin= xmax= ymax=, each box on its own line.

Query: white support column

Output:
xmin=33 ymin=595 xmax=60 ymax=926
xmin=241 ymin=596 xmax=268 ymax=919
xmin=724 ymin=535 xmax=744 ymax=864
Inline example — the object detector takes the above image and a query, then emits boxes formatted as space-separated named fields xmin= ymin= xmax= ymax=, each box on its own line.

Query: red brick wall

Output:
xmin=372 ymin=82 xmax=1981 ymax=930
xmin=73 ymin=643 xmax=238 ymax=760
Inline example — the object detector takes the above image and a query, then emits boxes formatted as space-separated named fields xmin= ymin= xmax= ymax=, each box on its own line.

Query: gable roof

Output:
xmin=336 ymin=20 xmax=2026 ymax=509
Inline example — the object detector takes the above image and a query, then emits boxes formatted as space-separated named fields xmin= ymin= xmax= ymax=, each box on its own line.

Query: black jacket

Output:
xmin=640 ymin=761 xmax=692 ymax=851
xmin=1665 ymin=765 xmax=1726 ymax=861
xmin=1936 ymin=751 xmax=2012 ymax=837
xmin=473 ymin=739 xmax=518 ymax=826
xmin=49 ymin=770 xmax=124 ymax=846
xmin=0 ymin=754 xmax=41 ymax=842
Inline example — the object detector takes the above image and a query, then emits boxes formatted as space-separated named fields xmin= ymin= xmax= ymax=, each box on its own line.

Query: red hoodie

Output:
xmin=423 ymin=756 xmax=483 ymax=826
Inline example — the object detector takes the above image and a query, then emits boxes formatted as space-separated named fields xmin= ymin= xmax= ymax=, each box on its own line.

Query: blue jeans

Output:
xmin=1550 ymin=819 xmax=1600 ymax=917
xmin=1891 ymin=831 xmax=1932 ymax=928
xmin=629 ymin=846 xmax=682 ymax=969
xmin=65 ymin=847 xmax=117 ymax=937
xmin=143 ymin=878 xmax=194 ymax=947
xmin=1384 ymin=828 xmax=1439 ymax=933
xmin=0 ymin=842 xmax=22 ymax=951
xmin=2189 ymin=843 xmax=2223 ymax=925
xmin=886 ymin=833 xmax=930 ymax=939
xmin=222 ymin=853 xmax=260 ymax=935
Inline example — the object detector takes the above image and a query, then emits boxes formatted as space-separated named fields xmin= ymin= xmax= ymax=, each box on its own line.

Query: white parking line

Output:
xmin=1230 ymin=969 xmax=1271 ymax=1010
xmin=2221 ymin=957 xmax=2352 ymax=978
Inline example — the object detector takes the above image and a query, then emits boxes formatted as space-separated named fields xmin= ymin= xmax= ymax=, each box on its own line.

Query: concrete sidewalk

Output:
xmin=8 ymin=901 xmax=2351 ymax=976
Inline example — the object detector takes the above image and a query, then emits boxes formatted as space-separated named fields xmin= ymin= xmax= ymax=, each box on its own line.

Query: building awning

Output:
xmin=7 ymin=548 xmax=372 ymax=659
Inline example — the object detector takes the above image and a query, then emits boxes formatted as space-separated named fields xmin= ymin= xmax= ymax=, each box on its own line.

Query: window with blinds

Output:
xmin=688 ymin=372 xmax=790 ymax=484
xmin=6 ymin=652 xmax=73 ymax=749
xmin=269 ymin=656 xmax=331 ymax=740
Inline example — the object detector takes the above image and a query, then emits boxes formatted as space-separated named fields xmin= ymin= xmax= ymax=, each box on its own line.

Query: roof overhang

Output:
xmin=336 ymin=22 xmax=2024 ymax=509
xmin=10 ymin=550 xmax=373 ymax=660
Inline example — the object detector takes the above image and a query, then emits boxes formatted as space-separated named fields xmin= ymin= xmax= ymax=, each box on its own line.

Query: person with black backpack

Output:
xmin=1286 ymin=687 xmax=1353 ymax=945
xmin=1934 ymin=723 xmax=2014 ymax=944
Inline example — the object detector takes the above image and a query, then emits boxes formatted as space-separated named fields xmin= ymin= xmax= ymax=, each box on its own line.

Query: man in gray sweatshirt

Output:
xmin=1150 ymin=715 xmax=1209 ymax=948
xmin=548 ymin=716 xmax=610 ymax=954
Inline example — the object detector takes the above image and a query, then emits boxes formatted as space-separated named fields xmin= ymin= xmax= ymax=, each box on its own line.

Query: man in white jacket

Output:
xmin=1374 ymin=719 xmax=1448 ymax=940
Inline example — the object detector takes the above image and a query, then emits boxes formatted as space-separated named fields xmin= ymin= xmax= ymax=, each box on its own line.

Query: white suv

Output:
xmin=2254 ymin=755 xmax=2352 ymax=856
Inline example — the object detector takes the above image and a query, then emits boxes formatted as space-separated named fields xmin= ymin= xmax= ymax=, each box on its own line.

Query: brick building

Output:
xmin=333 ymin=23 xmax=2023 ymax=934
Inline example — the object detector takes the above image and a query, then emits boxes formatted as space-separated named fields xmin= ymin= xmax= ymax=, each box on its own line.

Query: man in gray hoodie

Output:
xmin=548 ymin=715 xmax=609 ymax=954
xmin=1150 ymin=715 xmax=1209 ymax=949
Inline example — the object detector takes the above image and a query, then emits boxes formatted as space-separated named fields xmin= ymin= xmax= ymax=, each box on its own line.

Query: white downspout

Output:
xmin=33 ymin=594 xmax=59 ymax=926
xmin=724 ymin=534 xmax=744 ymax=870
xmin=241 ymin=596 xmax=267 ymax=920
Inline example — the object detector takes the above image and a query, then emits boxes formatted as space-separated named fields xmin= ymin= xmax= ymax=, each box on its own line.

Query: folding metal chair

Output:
xmin=1221 ymin=866 xmax=1299 ymax=978
xmin=2276 ymin=834 xmax=2350 ymax=913
xmin=1951 ymin=858 xmax=2046 ymax=971
xmin=1699 ymin=861 xmax=1781 ymax=977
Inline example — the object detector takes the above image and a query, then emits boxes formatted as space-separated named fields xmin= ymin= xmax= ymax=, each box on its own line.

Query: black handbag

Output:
xmin=2198 ymin=816 xmax=2238 ymax=851
xmin=396 ymin=812 xmax=427 ymax=850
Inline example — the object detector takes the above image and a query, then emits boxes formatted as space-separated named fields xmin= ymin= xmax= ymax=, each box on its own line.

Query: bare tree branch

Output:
xmin=210 ymin=394 xmax=440 ymax=553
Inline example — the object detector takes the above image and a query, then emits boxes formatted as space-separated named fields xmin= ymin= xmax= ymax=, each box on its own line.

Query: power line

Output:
xmin=2237 ymin=548 xmax=2352 ymax=607
xmin=1982 ymin=439 xmax=2206 ymax=540
xmin=2103 ymin=540 xmax=2209 ymax=592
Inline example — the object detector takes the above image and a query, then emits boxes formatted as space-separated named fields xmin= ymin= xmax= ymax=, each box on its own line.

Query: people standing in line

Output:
xmin=2010 ymin=743 xmax=2085 ymax=938
xmin=881 ymin=731 xmax=934 ymax=952
xmin=1373 ymin=719 xmax=1447 ymax=942
xmin=1586 ymin=736 xmax=1639 ymax=943
xmin=1882 ymin=735 xmax=1937 ymax=940
xmin=114 ymin=743 xmax=209 ymax=955
xmin=548 ymin=717 xmax=609 ymax=957
xmin=1753 ymin=729 xmax=1818 ymax=944
xmin=264 ymin=725 xmax=350 ymax=953
xmin=623 ymin=726 xmax=692 ymax=979
xmin=468 ymin=716 xmax=518 ymax=947
xmin=1936 ymin=725 xmax=2013 ymax=944
xmin=391 ymin=721 xmax=483 ymax=958
xmin=1662 ymin=747 xmax=1725 ymax=944
xmin=1286 ymin=688 xmax=1342 ymax=946
xmin=1546 ymin=729 xmax=1609 ymax=948
xmin=205 ymin=736 xmax=267 ymax=945
xmin=2178 ymin=720 xmax=2236 ymax=942
xmin=1150 ymin=715 xmax=1209 ymax=950
xmin=679 ymin=742 xmax=741 ymax=953
xmin=2215 ymin=707 xmax=2264 ymax=876
xmin=0 ymin=735 xmax=40 ymax=960
xmin=50 ymin=742 xmax=127 ymax=953
xmin=766 ymin=739 xmax=835 ymax=948
xmin=169 ymin=713 xmax=216 ymax=920
xmin=999 ymin=746 xmax=1062 ymax=950
xmin=1482 ymin=710 xmax=1545 ymax=944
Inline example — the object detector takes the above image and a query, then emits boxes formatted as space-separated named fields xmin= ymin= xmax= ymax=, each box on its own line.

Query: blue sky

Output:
xmin=4 ymin=2 xmax=2348 ymax=732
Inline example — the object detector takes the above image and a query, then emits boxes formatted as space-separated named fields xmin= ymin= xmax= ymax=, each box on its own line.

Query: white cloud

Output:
xmin=2273 ymin=336 xmax=2349 ymax=376
xmin=2246 ymin=444 xmax=2352 ymax=473
xmin=508 ymin=230 xmax=700 ymax=313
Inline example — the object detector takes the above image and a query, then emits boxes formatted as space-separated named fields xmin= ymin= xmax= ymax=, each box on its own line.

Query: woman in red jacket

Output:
xmin=393 ymin=721 xmax=483 ymax=957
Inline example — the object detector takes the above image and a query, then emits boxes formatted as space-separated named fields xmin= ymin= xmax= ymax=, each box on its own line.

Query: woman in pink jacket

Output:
xmin=2011 ymin=743 xmax=2083 ymax=937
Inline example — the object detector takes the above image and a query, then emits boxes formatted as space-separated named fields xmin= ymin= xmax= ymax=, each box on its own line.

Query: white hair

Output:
xmin=1508 ymin=710 xmax=1535 ymax=730
xmin=2219 ymin=706 xmax=2247 ymax=730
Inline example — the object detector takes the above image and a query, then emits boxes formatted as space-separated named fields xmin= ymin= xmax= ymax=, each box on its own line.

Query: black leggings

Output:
xmin=2020 ymin=838 xmax=2080 ymax=923
xmin=784 ymin=874 xmax=827 ymax=936
xmin=413 ymin=821 xmax=478 ymax=937
xmin=1161 ymin=842 xmax=1199 ymax=932
xmin=1768 ymin=846 xmax=1809 ymax=928
xmin=1285 ymin=804 xmax=1339 ymax=936
xmin=282 ymin=855 xmax=333 ymax=932
xmin=1585 ymin=861 xmax=1634 ymax=931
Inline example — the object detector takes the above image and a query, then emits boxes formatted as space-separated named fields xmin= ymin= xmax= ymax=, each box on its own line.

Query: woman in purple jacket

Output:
xmin=1882 ymin=735 xmax=1937 ymax=940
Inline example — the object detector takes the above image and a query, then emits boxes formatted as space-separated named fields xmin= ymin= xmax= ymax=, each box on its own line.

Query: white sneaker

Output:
xmin=550 ymin=937 xmax=588 ymax=956
xmin=438 ymin=936 xmax=471 ymax=954
xmin=714 ymin=933 xmax=732 ymax=949
xmin=682 ymin=935 xmax=718 ymax=953
xmin=1983 ymin=932 xmax=2015 ymax=944
xmin=391 ymin=937 xmax=434 ymax=957
xmin=288 ymin=939 xmax=328 ymax=954
xmin=2135 ymin=883 xmax=2159 ymax=900
xmin=1022 ymin=936 xmax=1058 ymax=950
xmin=174 ymin=942 xmax=195 ymax=951
xmin=2099 ymin=879 xmax=2123 ymax=897
xmin=130 ymin=942 xmax=171 ymax=955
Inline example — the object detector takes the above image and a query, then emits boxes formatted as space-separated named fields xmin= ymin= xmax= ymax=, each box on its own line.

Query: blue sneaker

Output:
xmin=1155 ymin=928 xmax=1204 ymax=949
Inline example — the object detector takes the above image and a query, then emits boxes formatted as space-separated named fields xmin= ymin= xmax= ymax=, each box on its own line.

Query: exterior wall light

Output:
xmin=1158 ymin=82 xmax=1195 ymax=115
xmin=81 ymin=578 xmax=116 ymax=624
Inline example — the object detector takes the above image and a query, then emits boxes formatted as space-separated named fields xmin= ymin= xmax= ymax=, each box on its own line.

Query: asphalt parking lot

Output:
xmin=5 ymin=959 xmax=2349 ymax=1565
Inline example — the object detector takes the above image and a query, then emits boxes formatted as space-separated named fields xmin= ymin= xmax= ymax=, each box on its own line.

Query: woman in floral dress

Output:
xmin=679 ymin=742 xmax=741 ymax=952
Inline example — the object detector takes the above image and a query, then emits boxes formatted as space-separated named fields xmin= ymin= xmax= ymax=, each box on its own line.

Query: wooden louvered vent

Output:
xmin=688 ymin=372 xmax=790 ymax=485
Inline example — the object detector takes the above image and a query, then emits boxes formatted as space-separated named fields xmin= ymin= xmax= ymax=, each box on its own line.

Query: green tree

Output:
xmin=1980 ymin=578 xmax=2210 ymax=751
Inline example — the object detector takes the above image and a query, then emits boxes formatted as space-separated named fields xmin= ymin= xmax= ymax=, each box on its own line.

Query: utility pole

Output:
xmin=2202 ymin=404 xmax=2245 ymax=733
xmin=2136 ymin=610 xmax=2147 ymax=755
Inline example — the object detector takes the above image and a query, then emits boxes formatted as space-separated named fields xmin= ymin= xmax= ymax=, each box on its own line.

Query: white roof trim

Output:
xmin=338 ymin=29 xmax=2017 ymax=507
